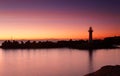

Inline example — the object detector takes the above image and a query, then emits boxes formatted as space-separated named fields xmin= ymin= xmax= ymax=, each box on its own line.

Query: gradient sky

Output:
xmin=0 ymin=0 xmax=120 ymax=40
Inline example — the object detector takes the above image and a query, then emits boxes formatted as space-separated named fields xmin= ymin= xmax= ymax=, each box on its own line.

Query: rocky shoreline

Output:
xmin=85 ymin=65 xmax=120 ymax=76
xmin=1 ymin=36 xmax=120 ymax=49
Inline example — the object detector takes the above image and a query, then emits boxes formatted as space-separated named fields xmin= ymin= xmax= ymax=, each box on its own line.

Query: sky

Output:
xmin=0 ymin=0 xmax=120 ymax=40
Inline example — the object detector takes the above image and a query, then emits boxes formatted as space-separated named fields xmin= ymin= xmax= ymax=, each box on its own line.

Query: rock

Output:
xmin=85 ymin=65 xmax=120 ymax=76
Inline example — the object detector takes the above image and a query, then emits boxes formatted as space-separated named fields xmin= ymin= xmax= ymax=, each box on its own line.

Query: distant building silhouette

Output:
xmin=88 ymin=27 xmax=93 ymax=43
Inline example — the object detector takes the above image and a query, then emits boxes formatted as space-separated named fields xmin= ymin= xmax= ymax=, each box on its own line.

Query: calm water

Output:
xmin=0 ymin=48 xmax=120 ymax=76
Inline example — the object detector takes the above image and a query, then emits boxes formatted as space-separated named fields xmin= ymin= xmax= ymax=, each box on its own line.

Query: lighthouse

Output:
xmin=88 ymin=27 xmax=93 ymax=43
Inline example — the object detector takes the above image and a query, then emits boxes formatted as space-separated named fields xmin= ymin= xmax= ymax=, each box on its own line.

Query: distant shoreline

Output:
xmin=0 ymin=36 xmax=120 ymax=50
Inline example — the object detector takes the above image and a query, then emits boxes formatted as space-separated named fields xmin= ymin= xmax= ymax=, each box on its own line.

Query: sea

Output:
xmin=0 ymin=47 xmax=119 ymax=76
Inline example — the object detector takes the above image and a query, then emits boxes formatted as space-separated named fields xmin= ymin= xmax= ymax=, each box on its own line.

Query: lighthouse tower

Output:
xmin=88 ymin=27 xmax=93 ymax=43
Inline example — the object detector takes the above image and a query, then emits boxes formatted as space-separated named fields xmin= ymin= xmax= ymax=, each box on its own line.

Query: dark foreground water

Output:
xmin=0 ymin=48 xmax=119 ymax=76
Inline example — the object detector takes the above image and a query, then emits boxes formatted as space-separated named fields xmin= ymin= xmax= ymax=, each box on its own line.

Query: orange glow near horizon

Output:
xmin=0 ymin=9 xmax=120 ymax=40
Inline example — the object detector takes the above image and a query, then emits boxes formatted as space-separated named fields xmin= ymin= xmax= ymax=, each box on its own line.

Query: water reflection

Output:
xmin=0 ymin=48 xmax=120 ymax=76
xmin=88 ymin=49 xmax=94 ymax=73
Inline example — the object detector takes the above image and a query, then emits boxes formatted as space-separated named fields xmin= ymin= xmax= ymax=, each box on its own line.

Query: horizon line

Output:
xmin=0 ymin=36 xmax=119 ymax=41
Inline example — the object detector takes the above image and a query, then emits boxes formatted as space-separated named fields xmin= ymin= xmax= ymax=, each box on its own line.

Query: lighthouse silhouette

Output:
xmin=88 ymin=27 xmax=93 ymax=43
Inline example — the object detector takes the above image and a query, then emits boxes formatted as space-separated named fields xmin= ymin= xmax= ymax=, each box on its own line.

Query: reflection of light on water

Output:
xmin=88 ymin=49 xmax=94 ymax=73
xmin=0 ymin=49 xmax=4 ymax=73
xmin=0 ymin=49 xmax=119 ymax=76
xmin=0 ymin=49 xmax=3 ymax=61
